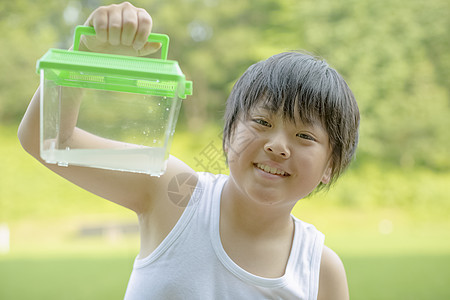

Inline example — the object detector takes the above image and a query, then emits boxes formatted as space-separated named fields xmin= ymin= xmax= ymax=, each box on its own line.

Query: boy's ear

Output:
xmin=321 ymin=165 xmax=332 ymax=184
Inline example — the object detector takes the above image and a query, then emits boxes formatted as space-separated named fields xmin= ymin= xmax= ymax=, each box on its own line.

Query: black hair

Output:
xmin=223 ymin=51 xmax=360 ymax=189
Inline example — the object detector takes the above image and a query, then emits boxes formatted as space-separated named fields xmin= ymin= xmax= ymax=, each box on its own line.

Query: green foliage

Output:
xmin=305 ymin=163 xmax=450 ymax=218
xmin=295 ymin=0 xmax=450 ymax=170
xmin=0 ymin=0 xmax=99 ymax=123
xmin=1 ymin=0 xmax=449 ymax=169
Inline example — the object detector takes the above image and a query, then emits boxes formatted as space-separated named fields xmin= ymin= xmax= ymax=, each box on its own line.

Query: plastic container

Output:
xmin=36 ymin=26 xmax=192 ymax=176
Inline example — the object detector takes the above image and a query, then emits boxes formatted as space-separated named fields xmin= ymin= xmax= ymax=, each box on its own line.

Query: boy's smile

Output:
xmin=254 ymin=162 xmax=290 ymax=177
xmin=224 ymin=106 xmax=332 ymax=209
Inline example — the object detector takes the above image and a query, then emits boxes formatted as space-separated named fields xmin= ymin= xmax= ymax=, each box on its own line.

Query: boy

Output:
xmin=18 ymin=2 xmax=359 ymax=299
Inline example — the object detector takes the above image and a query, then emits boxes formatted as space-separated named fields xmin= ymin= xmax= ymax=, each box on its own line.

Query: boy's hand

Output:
xmin=79 ymin=2 xmax=160 ymax=56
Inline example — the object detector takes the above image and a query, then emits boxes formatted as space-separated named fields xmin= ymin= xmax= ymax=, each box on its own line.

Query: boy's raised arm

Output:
xmin=17 ymin=2 xmax=196 ymax=214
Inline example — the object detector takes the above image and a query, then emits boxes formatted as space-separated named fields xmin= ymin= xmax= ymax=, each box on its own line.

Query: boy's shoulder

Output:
xmin=318 ymin=245 xmax=349 ymax=300
xmin=289 ymin=216 xmax=349 ymax=299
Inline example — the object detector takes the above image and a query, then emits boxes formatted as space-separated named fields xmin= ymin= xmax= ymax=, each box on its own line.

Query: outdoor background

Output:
xmin=1 ymin=0 xmax=449 ymax=299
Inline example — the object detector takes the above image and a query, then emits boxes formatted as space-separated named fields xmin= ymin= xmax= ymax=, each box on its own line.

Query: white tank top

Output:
xmin=124 ymin=172 xmax=324 ymax=300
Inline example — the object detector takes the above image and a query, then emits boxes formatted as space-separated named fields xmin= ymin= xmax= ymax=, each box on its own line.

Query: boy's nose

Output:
xmin=264 ymin=139 xmax=290 ymax=159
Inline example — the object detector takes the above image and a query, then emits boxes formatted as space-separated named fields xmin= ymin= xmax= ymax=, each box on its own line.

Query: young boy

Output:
xmin=18 ymin=2 xmax=359 ymax=299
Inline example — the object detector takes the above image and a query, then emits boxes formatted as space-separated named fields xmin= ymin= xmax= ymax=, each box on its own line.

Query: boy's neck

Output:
xmin=220 ymin=179 xmax=295 ymax=237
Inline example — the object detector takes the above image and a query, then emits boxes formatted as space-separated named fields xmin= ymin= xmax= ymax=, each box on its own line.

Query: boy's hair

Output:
xmin=223 ymin=51 xmax=360 ymax=190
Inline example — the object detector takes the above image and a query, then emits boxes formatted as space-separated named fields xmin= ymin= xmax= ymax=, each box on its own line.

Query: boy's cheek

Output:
xmin=225 ymin=139 xmax=249 ymax=164
xmin=225 ymin=143 xmax=240 ymax=164
xmin=229 ymin=126 xmax=259 ymax=154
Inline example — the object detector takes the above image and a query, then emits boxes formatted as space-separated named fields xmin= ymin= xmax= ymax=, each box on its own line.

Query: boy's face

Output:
xmin=225 ymin=104 xmax=332 ymax=209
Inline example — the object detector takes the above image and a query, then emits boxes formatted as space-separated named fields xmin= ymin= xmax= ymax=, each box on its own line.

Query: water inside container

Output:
xmin=41 ymin=147 xmax=166 ymax=175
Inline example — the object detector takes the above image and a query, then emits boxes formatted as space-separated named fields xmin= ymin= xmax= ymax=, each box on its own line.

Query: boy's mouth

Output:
xmin=255 ymin=163 xmax=290 ymax=177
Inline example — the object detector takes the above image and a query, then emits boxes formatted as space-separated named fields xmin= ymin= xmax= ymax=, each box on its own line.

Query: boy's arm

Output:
xmin=17 ymin=2 xmax=196 ymax=215
xmin=317 ymin=246 xmax=350 ymax=300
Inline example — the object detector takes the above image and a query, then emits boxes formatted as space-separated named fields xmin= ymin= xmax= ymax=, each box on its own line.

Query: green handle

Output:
xmin=72 ymin=25 xmax=169 ymax=60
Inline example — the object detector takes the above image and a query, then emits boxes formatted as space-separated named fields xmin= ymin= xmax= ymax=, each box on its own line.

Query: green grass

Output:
xmin=0 ymin=255 xmax=134 ymax=300
xmin=1 ymin=253 xmax=449 ymax=299
xmin=2 ymin=125 xmax=450 ymax=299
xmin=345 ymin=254 xmax=450 ymax=300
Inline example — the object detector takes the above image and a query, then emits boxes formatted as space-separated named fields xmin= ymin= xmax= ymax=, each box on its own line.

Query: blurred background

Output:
xmin=0 ymin=0 xmax=449 ymax=299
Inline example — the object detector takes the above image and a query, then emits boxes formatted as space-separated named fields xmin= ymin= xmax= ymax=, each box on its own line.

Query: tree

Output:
xmin=2 ymin=0 xmax=449 ymax=170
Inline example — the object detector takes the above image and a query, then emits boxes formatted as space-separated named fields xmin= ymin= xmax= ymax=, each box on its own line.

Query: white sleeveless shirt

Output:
xmin=124 ymin=172 xmax=325 ymax=300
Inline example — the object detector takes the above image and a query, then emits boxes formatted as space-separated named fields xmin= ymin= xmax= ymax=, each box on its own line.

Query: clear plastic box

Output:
xmin=37 ymin=26 xmax=192 ymax=176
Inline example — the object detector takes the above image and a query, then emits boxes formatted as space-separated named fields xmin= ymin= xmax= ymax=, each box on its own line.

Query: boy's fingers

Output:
xmin=108 ymin=9 xmax=122 ymax=46
xmin=121 ymin=7 xmax=138 ymax=46
xmin=137 ymin=42 xmax=161 ymax=57
xmin=93 ymin=22 xmax=108 ymax=44
xmin=86 ymin=9 xmax=108 ymax=43
xmin=133 ymin=9 xmax=153 ymax=50
xmin=82 ymin=3 xmax=156 ymax=55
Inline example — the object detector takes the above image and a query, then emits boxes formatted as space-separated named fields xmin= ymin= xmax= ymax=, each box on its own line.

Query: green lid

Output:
xmin=36 ymin=26 xmax=192 ymax=99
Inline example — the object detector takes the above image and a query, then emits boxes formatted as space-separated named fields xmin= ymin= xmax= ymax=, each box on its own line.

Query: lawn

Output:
xmin=1 ymin=253 xmax=449 ymax=300
xmin=1 ymin=125 xmax=449 ymax=299
xmin=345 ymin=254 xmax=450 ymax=299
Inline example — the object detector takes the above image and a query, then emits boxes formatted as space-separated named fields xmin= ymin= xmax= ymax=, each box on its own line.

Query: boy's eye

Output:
xmin=297 ymin=133 xmax=315 ymax=141
xmin=253 ymin=119 xmax=271 ymax=127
